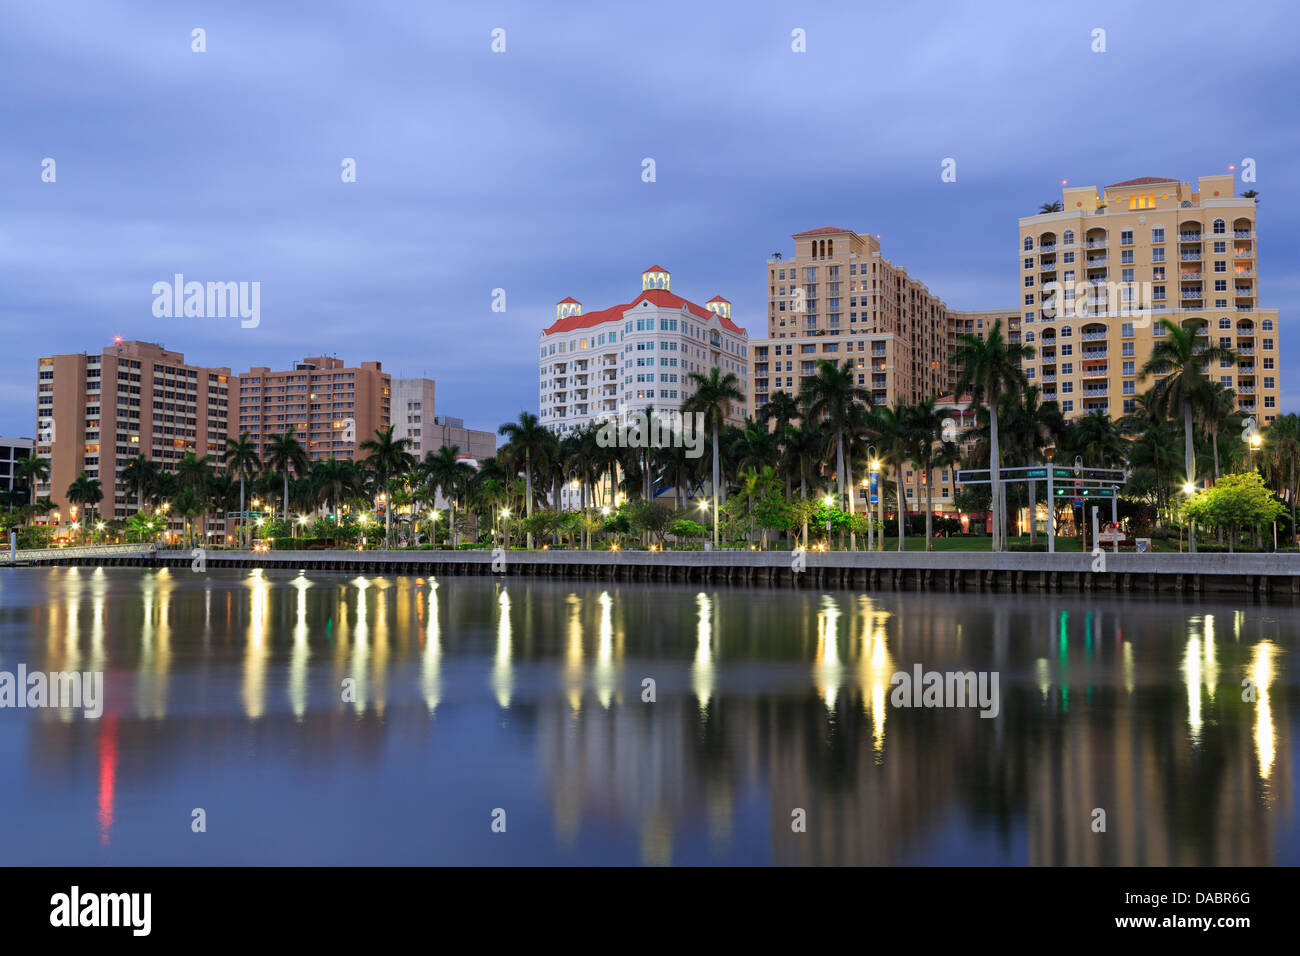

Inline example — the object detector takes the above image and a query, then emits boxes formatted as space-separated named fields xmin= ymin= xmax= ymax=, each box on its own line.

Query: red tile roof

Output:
xmin=542 ymin=288 xmax=745 ymax=336
xmin=792 ymin=226 xmax=854 ymax=237
xmin=642 ymin=264 xmax=670 ymax=273
xmin=1105 ymin=176 xmax=1177 ymax=189
xmin=556 ymin=296 xmax=580 ymax=305
xmin=706 ymin=295 xmax=730 ymax=304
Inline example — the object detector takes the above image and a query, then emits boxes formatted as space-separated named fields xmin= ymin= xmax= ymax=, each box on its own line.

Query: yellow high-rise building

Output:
xmin=1019 ymin=174 xmax=1277 ymax=425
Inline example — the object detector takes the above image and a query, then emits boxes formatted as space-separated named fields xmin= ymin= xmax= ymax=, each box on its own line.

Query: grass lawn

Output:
xmin=817 ymin=534 xmax=1085 ymax=553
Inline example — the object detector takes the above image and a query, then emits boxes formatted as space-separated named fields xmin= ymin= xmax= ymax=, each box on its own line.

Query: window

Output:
xmin=1123 ymin=380 xmax=1135 ymax=394
xmin=1213 ymin=241 xmax=1226 ymax=254
xmin=1121 ymin=322 xmax=1134 ymax=337
xmin=1024 ymin=257 xmax=1034 ymax=270
xmin=1024 ymin=237 xmax=1033 ymax=251
xmin=1024 ymin=293 xmax=1035 ymax=305
xmin=1062 ymin=400 xmax=1074 ymax=412
xmin=1061 ymin=344 xmax=1073 ymax=356
xmin=1151 ymin=227 xmax=1165 ymax=243
xmin=1152 ymin=248 xmax=1165 ymax=262
xmin=1122 ymin=342 xmax=1135 ymax=357
xmin=1061 ymin=325 xmax=1072 ymax=337
xmin=1214 ymin=260 xmax=1226 ymax=273
xmin=1213 ymin=218 xmax=1226 ymax=234
xmin=1024 ymin=275 xmax=1035 ymax=287
xmin=1062 ymin=363 xmax=1074 ymax=375
xmin=1122 ymin=361 xmax=1135 ymax=375
xmin=1121 ymin=229 xmax=1133 ymax=245
xmin=1121 ymin=250 xmax=1134 ymax=264
xmin=1063 ymin=230 xmax=1074 ymax=244
xmin=1263 ymin=319 xmax=1273 ymax=331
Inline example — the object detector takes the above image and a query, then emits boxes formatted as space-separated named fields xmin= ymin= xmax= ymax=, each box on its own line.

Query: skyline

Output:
xmin=4 ymin=0 xmax=1299 ymax=438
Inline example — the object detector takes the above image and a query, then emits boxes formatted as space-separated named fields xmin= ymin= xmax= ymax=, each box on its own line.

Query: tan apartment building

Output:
xmin=392 ymin=377 xmax=496 ymax=463
xmin=232 ymin=356 xmax=391 ymax=464
xmin=752 ymin=228 xmax=1020 ymax=416
xmin=35 ymin=339 xmax=231 ymax=523
xmin=539 ymin=265 xmax=749 ymax=435
xmin=1019 ymin=174 xmax=1277 ymax=425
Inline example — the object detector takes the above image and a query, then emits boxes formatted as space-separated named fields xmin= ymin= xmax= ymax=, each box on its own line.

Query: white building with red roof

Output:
xmin=539 ymin=266 xmax=749 ymax=436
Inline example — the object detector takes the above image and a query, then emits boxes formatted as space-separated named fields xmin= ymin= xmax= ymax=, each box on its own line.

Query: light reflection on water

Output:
xmin=0 ymin=566 xmax=1294 ymax=866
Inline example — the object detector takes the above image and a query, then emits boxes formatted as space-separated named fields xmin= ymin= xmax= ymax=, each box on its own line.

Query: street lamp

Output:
xmin=698 ymin=499 xmax=710 ymax=550
xmin=823 ymin=494 xmax=834 ymax=550
xmin=868 ymin=446 xmax=882 ymax=552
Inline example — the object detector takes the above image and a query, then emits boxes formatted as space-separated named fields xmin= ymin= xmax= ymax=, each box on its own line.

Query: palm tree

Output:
xmin=119 ymin=455 xmax=160 ymax=517
xmin=870 ymin=403 xmax=912 ymax=552
xmin=1242 ymin=189 xmax=1259 ymax=202
xmin=16 ymin=455 xmax=49 ymax=511
xmin=1264 ymin=414 xmax=1300 ymax=547
xmin=1141 ymin=318 xmax=1235 ymax=552
xmin=497 ymin=412 xmax=550 ymax=549
xmin=683 ymin=368 xmax=745 ymax=548
xmin=758 ymin=390 xmax=800 ymax=436
xmin=904 ymin=398 xmax=953 ymax=551
xmin=422 ymin=445 xmax=475 ymax=547
xmin=799 ymin=359 xmax=870 ymax=535
xmin=1039 ymin=200 xmax=1063 ymax=214
xmin=358 ymin=426 xmax=416 ymax=548
xmin=952 ymin=319 xmax=1033 ymax=551
xmin=312 ymin=457 xmax=360 ymax=525
xmin=265 ymin=427 xmax=310 ymax=526
xmin=65 ymin=473 xmax=103 ymax=542
xmin=223 ymin=433 xmax=261 ymax=548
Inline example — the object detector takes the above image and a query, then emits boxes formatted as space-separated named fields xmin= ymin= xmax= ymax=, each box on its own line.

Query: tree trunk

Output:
xmin=924 ymin=464 xmax=934 ymax=551
xmin=1184 ymin=399 xmax=1196 ymax=553
xmin=989 ymin=405 xmax=1002 ymax=551
xmin=711 ymin=420 xmax=720 ymax=548
xmin=896 ymin=462 xmax=905 ymax=552
xmin=1028 ymin=469 xmax=1037 ymax=546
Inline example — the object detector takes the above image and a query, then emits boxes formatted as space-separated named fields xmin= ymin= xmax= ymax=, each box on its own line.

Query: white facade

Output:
xmin=538 ymin=266 xmax=749 ymax=436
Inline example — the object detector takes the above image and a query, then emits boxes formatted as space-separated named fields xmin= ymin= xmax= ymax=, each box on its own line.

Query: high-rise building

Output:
xmin=232 ymin=356 xmax=391 ymax=463
xmin=35 ymin=340 xmax=232 ymax=522
xmin=539 ymin=265 xmax=749 ymax=435
xmin=0 ymin=436 xmax=35 ymax=498
xmin=751 ymin=227 xmax=1019 ymax=414
xmin=1019 ymin=174 xmax=1277 ymax=424
xmin=391 ymin=377 xmax=496 ymax=463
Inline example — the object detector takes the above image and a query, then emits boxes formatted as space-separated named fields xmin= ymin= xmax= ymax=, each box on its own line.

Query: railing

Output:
xmin=1 ymin=543 xmax=157 ymax=565
xmin=1086 ymin=240 xmax=1107 ymax=249
xmin=1237 ymin=347 xmax=1255 ymax=356
xmin=1236 ymin=288 xmax=1254 ymax=296
xmin=1180 ymin=252 xmax=1202 ymax=260
xmin=1180 ymin=272 xmax=1201 ymax=280
xmin=1083 ymin=387 xmax=1109 ymax=396
xmin=1235 ymin=230 xmax=1252 ymax=238
xmin=1179 ymin=233 xmax=1202 ymax=241
xmin=1082 ymin=331 xmax=1108 ymax=341
xmin=1238 ymin=386 xmax=1256 ymax=395
xmin=1081 ymin=364 xmax=1108 ymax=375
xmin=1039 ymin=243 xmax=1056 ymax=252
xmin=1086 ymin=256 xmax=1107 ymax=266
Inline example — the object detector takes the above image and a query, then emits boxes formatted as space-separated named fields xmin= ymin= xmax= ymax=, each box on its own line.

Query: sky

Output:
xmin=2 ymin=0 xmax=1298 ymax=439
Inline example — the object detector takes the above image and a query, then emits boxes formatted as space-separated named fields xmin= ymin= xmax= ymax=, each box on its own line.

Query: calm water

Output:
xmin=0 ymin=566 xmax=1295 ymax=866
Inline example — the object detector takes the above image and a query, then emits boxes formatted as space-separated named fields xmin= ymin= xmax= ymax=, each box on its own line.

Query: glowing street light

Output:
xmin=1183 ymin=481 xmax=1196 ymax=495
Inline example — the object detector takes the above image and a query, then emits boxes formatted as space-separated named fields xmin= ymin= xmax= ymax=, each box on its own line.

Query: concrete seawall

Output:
xmin=16 ymin=548 xmax=1300 ymax=599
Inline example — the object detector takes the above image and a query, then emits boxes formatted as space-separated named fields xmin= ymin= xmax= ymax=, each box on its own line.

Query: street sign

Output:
xmin=869 ymin=472 xmax=879 ymax=505
xmin=1055 ymin=486 xmax=1115 ymax=498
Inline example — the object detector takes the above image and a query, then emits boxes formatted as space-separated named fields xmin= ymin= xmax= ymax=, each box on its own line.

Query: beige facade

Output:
xmin=392 ymin=377 xmax=496 ymax=463
xmin=35 ymin=340 xmax=231 ymax=522
xmin=1019 ymin=174 xmax=1277 ymax=424
xmin=233 ymin=356 xmax=391 ymax=463
xmin=539 ymin=266 xmax=749 ymax=435
xmin=752 ymin=228 xmax=1019 ymax=414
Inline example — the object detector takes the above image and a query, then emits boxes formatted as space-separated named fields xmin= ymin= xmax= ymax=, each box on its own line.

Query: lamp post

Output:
xmin=1250 ymin=432 xmax=1262 ymax=469
xmin=1182 ymin=481 xmax=1196 ymax=553
xmin=698 ymin=499 xmax=709 ymax=550
xmin=823 ymin=494 xmax=834 ymax=551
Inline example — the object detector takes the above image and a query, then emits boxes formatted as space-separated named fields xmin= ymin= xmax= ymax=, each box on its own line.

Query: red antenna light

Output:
xmin=1228 ymin=164 xmax=1236 ymax=171
xmin=1061 ymin=179 xmax=1068 ymax=186
xmin=113 ymin=335 xmax=122 ymax=344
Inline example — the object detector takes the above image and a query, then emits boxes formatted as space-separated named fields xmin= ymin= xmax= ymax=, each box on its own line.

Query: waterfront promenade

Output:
xmin=8 ymin=545 xmax=1300 ymax=598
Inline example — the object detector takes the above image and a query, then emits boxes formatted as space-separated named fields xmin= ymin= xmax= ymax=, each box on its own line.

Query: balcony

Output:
xmin=1237 ymin=347 xmax=1255 ymax=356
xmin=1235 ymin=229 xmax=1253 ymax=238
xmin=1180 ymin=252 xmax=1202 ymax=261
xmin=1086 ymin=256 xmax=1108 ymax=267
xmin=1235 ymin=287 xmax=1253 ymax=297
xmin=1234 ymin=247 xmax=1253 ymax=259
xmin=1082 ymin=331 xmax=1108 ymax=341
xmin=1179 ymin=232 xmax=1203 ymax=242
xmin=1181 ymin=290 xmax=1204 ymax=300
xmin=1081 ymin=364 xmax=1108 ymax=377
xmin=1238 ymin=386 xmax=1256 ymax=395
xmin=1179 ymin=272 xmax=1201 ymax=280
xmin=1039 ymin=243 xmax=1056 ymax=253
xmin=1083 ymin=386 xmax=1109 ymax=397
xmin=1086 ymin=239 xmax=1107 ymax=249
xmin=1040 ymin=374 xmax=1057 ymax=382
xmin=1083 ymin=348 xmax=1109 ymax=358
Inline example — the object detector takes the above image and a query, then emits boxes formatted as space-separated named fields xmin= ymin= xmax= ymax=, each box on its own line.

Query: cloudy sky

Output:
xmin=2 ymin=0 xmax=1297 ymax=438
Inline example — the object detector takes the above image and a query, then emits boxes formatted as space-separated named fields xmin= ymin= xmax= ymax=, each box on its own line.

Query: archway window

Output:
xmin=1024 ymin=237 xmax=1033 ymax=250
xmin=1213 ymin=218 xmax=1226 ymax=234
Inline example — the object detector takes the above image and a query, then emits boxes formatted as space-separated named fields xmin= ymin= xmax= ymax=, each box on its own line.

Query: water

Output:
xmin=0 ymin=566 xmax=1294 ymax=865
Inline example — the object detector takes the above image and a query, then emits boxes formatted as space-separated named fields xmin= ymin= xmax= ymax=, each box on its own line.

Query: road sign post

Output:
xmin=1111 ymin=489 xmax=1119 ymax=554
xmin=1046 ymin=466 xmax=1054 ymax=553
